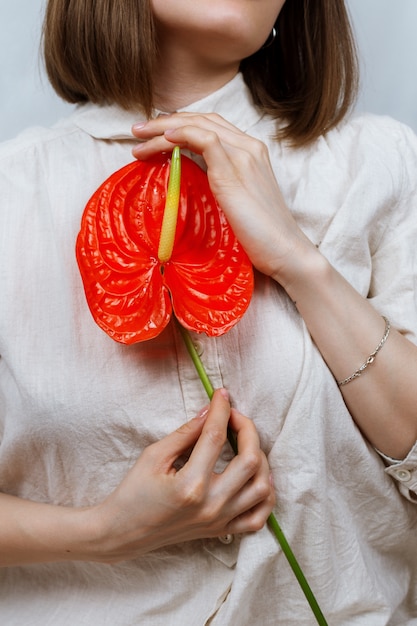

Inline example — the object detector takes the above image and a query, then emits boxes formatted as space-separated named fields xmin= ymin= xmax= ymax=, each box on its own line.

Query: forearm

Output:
xmin=0 ymin=492 xmax=98 ymax=567
xmin=278 ymin=247 xmax=417 ymax=460
xmin=130 ymin=113 xmax=417 ymax=460
xmin=0 ymin=393 xmax=274 ymax=567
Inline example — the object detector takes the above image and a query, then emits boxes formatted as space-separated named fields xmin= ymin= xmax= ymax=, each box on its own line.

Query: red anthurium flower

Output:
xmin=75 ymin=151 xmax=327 ymax=626
xmin=76 ymin=151 xmax=254 ymax=344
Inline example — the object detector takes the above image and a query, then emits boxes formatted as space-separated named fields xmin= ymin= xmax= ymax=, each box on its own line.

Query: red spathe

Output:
xmin=76 ymin=153 xmax=254 ymax=344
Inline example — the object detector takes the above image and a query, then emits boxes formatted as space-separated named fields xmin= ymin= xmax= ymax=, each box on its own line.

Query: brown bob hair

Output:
xmin=43 ymin=0 xmax=358 ymax=147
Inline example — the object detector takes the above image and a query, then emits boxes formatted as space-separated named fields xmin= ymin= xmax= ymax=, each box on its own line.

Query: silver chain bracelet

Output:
xmin=337 ymin=316 xmax=391 ymax=387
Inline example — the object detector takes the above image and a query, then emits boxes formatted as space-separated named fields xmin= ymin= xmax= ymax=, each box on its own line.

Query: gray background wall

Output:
xmin=1 ymin=0 xmax=416 ymax=142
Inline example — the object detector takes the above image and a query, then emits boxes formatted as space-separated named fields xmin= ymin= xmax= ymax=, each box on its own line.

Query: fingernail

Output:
xmin=219 ymin=388 xmax=229 ymax=401
xmin=269 ymin=472 xmax=274 ymax=487
xmin=196 ymin=405 xmax=210 ymax=419
xmin=132 ymin=122 xmax=147 ymax=131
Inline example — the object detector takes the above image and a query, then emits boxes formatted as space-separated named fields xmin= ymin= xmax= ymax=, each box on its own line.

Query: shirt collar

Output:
xmin=69 ymin=73 xmax=263 ymax=140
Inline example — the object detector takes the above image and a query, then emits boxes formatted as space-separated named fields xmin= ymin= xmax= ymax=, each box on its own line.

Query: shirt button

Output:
xmin=193 ymin=340 xmax=204 ymax=356
xmin=394 ymin=469 xmax=412 ymax=482
xmin=218 ymin=534 xmax=234 ymax=545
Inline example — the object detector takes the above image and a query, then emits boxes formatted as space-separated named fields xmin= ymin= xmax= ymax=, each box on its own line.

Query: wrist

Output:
xmin=70 ymin=502 xmax=125 ymax=563
xmin=80 ymin=500 xmax=151 ymax=564
xmin=64 ymin=505 xmax=109 ymax=562
xmin=272 ymin=242 xmax=330 ymax=304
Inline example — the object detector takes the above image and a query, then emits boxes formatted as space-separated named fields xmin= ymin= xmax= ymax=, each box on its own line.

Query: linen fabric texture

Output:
xmin=1 ymin=74 xmax=417 ymax=625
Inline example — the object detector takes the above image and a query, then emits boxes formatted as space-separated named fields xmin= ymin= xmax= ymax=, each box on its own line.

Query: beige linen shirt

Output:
xmin=1 ymin=74 xmax=417 ymax=625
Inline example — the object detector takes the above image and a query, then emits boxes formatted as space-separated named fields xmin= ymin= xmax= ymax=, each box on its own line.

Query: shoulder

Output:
xmin=336 ymin=110 xmax=415 ymax=138
xmin=0 ymin=118 xmax=81 ymax=167
xmin=293 ymin=112 xmax=417 ymax=206
xmin=324 ymin=112 xmax=417 ymax=169
xmin=0 ymin=102 xmax=137 ymax=175
xmin=266 ymin=111 xmax=417 ymax=181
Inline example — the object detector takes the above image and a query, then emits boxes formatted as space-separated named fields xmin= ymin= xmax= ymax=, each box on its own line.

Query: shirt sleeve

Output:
xmin=376 ymin=444 xmax=417 ymax=503
xmin=367 ymin=119 xmax=417 ymax=502
xmin=368 ymin=119 xmax=417 ymax=345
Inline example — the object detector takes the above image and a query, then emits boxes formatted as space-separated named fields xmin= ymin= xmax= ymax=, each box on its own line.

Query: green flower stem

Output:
xmin=177 ymin=322 xmax=237 ymax=453
xmin=177 ymin=320 xmax=328 ymax=626
xmin=177 ymin=322 xmax=215 ymax=399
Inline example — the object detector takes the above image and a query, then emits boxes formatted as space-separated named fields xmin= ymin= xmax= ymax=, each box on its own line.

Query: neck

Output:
xmin=152 ymin=42 xmax=240 ymax=112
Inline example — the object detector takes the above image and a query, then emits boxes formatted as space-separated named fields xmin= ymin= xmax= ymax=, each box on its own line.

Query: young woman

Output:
xmin=1 ymin=1 xmax=417 ymax=623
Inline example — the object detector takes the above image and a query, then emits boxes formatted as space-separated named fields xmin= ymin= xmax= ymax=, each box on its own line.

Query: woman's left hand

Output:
xmin=134 ymin=113 xmax=417 ymax=464
xmin=132 ymin=112 xmax=316 ymax=288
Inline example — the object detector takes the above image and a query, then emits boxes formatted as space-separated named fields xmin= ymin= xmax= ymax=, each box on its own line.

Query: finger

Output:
xmin=227 ymin=408 xmax=263 ymax=477
xmin=220 ymin=452 xmax=274 ymax=517
xmin=132 ymin=136 xmax=179 ymax=159
xmin=132 ymin=123 xmax=230 ymax=162
xmin=161 ymin=125 xmax=266 ymax=192
xmin=227 ymin=492 xmax=276 ymax=535
xmin=132 ymin=114 xmax=256 ymax=160
xmin=200 ymin=408 xmax=265 ymax=505
xmin=222 ymin=449 xmax=276 ymax=533
xmin=132 ymin=112 xmax=242 ymax=141
xmin=164 ymin=126 xmax=244 ymax=198
xmin=210 ymin=408 xmax=267 ymax=496
xmin=185 ymin=389 xmax=231 ymax=477
xmin=148 ymin=409 xmax=209 ymax=472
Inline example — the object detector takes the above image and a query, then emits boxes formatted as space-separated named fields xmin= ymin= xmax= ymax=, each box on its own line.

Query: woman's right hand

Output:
xmin=88 ymin=389 xmax=275 ymax=563
xmin=0 ymin=389 xmax=274 ymax=567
